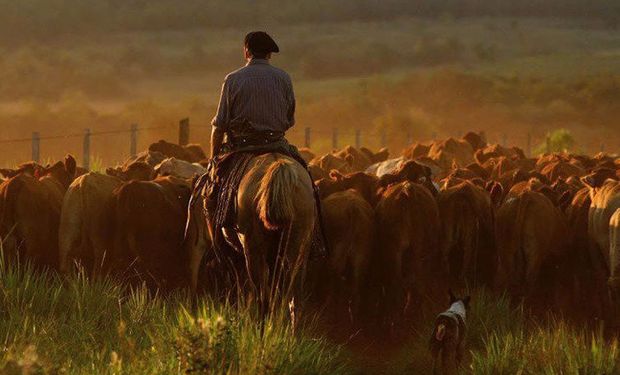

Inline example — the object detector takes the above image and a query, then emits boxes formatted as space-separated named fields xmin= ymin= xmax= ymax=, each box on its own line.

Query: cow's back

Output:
xmin=588 ymin=181 xmax=620 ymax=267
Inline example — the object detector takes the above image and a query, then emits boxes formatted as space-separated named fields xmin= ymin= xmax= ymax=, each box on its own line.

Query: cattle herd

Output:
xmin=1 ymin=133 xmax=620 ymax=328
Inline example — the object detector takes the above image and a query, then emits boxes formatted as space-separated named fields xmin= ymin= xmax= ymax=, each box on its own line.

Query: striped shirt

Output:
xmin=211 ymin=59 xmax=295 ymax=134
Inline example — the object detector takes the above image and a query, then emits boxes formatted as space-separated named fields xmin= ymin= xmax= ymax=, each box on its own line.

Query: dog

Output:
xmin=429 ymin=290 xmax=471 ymax=375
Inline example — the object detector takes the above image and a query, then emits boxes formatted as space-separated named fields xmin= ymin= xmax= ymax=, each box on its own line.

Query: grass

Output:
xmin=0 ymin=256 xmax=349 ymax=374
xmin=348 ymin=289 xmax=620 ymax=374
xmin=1 ymin=250 xmax=619 ymax=373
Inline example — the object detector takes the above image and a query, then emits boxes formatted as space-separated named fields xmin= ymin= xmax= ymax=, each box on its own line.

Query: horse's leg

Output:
xmin=243 ymin=224 xmax=270 ymax=316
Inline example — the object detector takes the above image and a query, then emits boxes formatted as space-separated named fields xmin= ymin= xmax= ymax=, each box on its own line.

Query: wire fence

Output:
xmin=0 ymin=120 xmax=617 ymax=169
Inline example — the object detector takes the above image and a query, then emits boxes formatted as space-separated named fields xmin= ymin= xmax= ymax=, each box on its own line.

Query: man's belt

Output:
xmin=228 ymin=130 xmax=285 ymax=148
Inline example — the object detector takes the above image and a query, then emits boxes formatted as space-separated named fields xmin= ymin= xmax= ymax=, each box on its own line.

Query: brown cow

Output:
xmin=360 ymin=147 xmax=389 ymax=164
xmin=316 ymin=171 xmax=379 ymax=206
xmin=106 ymin=161 xmax=155 ymax=181
xmin=428 ymin=138 xmax=474 ymax=170
xmin=462 ymin=131 xmax=487 ymax=151
xmin=402 ymin=143 xmax=430 ymax=160
xmin=148 ymin=140 xmax=206 ymax=163
xmin=609 ymin=209 xmax=620 ymax=290
xmin=495 ymin=189 xmax=569 ymax=306
xmin=474 ymin=144 xmax=524 ymax=165
xmin=0 ymin=156 xmax=77 ymax=269
xmin=309 ymin=153 xmax=354 ymax=175
xmin=109 ymin=176 xmax=191 ymax=289
xmin=333 ymin=146 xmax=375 ymax=172
xmin=122 ymin=150 xmax=167 ymax=168
xmin=437 ymin=180 xmax=502 ymax=287
xmin=319 ymin=190 xmax=374 ymax=321
xmin=58 ymin=166 xmax=155 ymax=276
xmin=375 ymin=181 xmax=440 ymax=323
xmin=583 ymin=178 xmax=620 ymax=318
xmin=298 ymin=147 xmax=316 ymax=163
xmin=563 ymin=187 xmax=604 ymax=319
xmin=377 ymin=160 xmax=438 ymax=196
xmin=540 ymin=160 xmax=585 ymax=183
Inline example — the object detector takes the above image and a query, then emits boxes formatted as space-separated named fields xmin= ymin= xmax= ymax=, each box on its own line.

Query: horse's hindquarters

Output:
xmin=236 ymin=154 xmax=316 ymax=306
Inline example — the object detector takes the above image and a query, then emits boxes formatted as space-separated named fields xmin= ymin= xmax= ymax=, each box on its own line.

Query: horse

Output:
xmin=185 ymin=153 xmax=317 ymax=316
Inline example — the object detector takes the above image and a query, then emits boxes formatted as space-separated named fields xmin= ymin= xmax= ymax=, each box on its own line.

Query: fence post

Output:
xmin=31 ymin=132 xmax=40 ymax=163
xmin=304 ymin=127 xmax=311 ymax=148
xmin=600 ymin=142 xmax=605 ymax=153
xmin=380 ymin=129 xmax=387 ymax=148
xmin=179 ymin=118 xmax=190 ymax=146
xmin=406 ymin=129 xmax=413 ymax=145
xmin=545 ymin=136 xmax=551 ymax=154
xmin=83 ymin=128 xmax=91 ymax=170
xmin=355 ymin=129 xmax=361 ymax=149
xmin=130 ymin=124 xmax=138 ymax=158
xmin=526 ymin=133 xmax=531 ymax=157
xmin=332 ymin=128 xmax=338 ymax=150
xmin=502 ymin=133 xmax=507 ymax=147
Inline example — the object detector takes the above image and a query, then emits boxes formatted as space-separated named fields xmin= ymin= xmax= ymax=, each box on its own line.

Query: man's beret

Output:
xmin=244 ymin=31 xmax=279 ymax=54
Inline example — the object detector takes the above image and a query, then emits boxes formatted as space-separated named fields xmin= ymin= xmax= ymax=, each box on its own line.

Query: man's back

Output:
xmin=212 ymin=59 xmax=295 ymax=135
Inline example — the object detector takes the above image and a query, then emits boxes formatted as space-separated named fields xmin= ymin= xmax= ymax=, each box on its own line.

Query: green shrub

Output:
xmin=534 ymin=128 xmax=576 ymax=154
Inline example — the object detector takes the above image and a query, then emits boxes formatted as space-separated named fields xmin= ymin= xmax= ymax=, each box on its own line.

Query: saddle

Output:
xmin=190 ymin=137 xmax=328 ymax=263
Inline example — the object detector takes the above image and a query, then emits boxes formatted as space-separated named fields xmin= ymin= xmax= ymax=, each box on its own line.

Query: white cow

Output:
xmin=365 ymin=156 xmax=406 ymax=177
xmin=155 ymin=158 xmax=207 ymax=180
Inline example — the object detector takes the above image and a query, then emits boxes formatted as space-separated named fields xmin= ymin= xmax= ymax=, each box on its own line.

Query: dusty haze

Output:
xmin=1 ymin=1 xmax=619 ymax=166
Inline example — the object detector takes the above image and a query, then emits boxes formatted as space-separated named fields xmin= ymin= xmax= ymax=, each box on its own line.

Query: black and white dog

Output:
xmin=429 ymin=290 xmax=471 ymax=375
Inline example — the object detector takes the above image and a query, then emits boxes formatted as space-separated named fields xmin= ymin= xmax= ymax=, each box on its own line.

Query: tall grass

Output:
xmin=366 ymin=289 xmax=620 ymax=374
xmin=2 ymin=244 xmax=619 ymax=374
xmin=0 ymin=256 xmax=348 ymax=374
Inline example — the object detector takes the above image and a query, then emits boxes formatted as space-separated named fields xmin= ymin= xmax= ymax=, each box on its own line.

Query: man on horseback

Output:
xmin=184 ymin=31 xmax=326 ymax=303
xmin=210 ymin=31 xmax=293 ymax=158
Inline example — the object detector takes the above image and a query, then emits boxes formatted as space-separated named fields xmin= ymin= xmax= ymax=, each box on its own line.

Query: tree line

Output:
xmin=1 ymin=0 xmax=618 ymax=44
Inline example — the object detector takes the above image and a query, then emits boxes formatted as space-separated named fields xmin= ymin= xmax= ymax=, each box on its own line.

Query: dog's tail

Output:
xmin=429 ymin=316 xmax=456 ymax=354
xmin=435 ymin=323 xmax=447 ymax=341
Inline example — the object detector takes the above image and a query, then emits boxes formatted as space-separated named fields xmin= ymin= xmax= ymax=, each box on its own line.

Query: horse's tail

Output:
xmin=257 ymin=159 xmax=298 ymax=231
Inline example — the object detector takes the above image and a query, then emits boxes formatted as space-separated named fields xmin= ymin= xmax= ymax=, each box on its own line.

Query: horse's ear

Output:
xmin=448 ymin=289 xmax=456 ymax=304
xmin=463 ymin=295 xmax=471 ymax=309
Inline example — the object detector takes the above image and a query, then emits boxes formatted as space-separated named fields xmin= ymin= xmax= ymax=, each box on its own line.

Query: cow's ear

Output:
xmin=448 ymin=289 xmax=456 ymax=304
xmin=462 ymin=295 xmax=471 ymax=309
xmin=489 ymin=181 xmax=504 ymax=207
xmin=0 ymin=168 xmax=18 ymax=178
xmin=64 ymin=155 xmax=77 ymax=176
xmin=423 ymin=165 xmax=432 ymax=178
xmin=329 ymin=169 xmax=344 ymax=181
xmin=471 ymin=178 xmax=485 ymax=188
xmin=580 ymin=174 xmax=597 ymax=189
xmin=558 ymin=190 xmax=573 ymax=211
xmin=375 ymin=148 xmax=389 ymax=162
xmin=474 ymin=149 xmax=485 ymax=164
xmin=106 ymin=167 xmax=118 ymax=177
